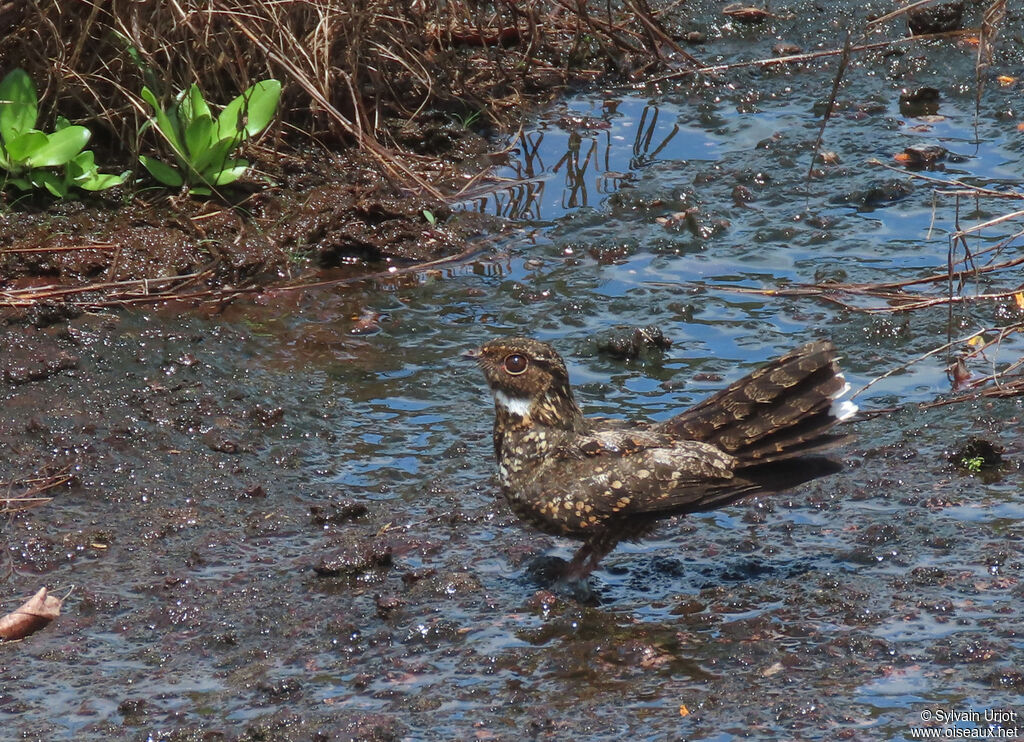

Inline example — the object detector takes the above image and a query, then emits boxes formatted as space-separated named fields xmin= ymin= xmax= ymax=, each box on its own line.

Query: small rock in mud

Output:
xmin=986 ymin=669 xmax=1024 ymax=690
xmin=732 ymin=185 xmax=755 ymax=206
xmin=900 ymin=145 xmax=949 ymax=170
xmin=310 ymin=499 xmax=369 ymax=525
xmin=312 ymin=536 xmax=392 ymax=577
xmin=403 ymin=617 xmax=464 ymax=645
xmin=400 ymin=568 xmax=437 ymax=586
xmin=600 ymin=639 xmax=671 ymax=669
xmin=343 ymin=713 xmax=407 ymax=742
xmin=202 ymin=427 xmax=243 ymax=454
xmin=948 ymin=436 xmax=1004 ymax=474
xmin=723 ymin=4 xmax=774 ymax=24
xmin=249 ymin=405 xmax=285 ymax=426
xmin=597 ymin=325 xmax=672 ymax=360
xmin=238 ymin=484 xmax=267 ymax=500
xmin=410 ymin=571 xmax=482 ymax=597
xmin=374 ymin=593 xmax=405 ymax=618
xmin=257 ymin=677 xmax=303 ymax=700
xmin=116 ymin=698 xmax=150 ymax=722
xmin=772 ymin=42 xmax=802 ymax=56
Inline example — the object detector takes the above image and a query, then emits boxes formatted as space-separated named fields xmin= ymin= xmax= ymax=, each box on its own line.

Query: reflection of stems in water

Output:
xmin=552 ymin=136 xmax=598 ymax=209
xmin=633 ymin=105 xmax=679 ymax=167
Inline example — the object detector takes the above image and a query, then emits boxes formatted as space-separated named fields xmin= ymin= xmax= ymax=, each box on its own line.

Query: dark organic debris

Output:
xmin=1 ymin=333 xmax=79 ymax=385
xmin=907 ymin=1 xmax=965 ymax=35
xmin=832 ymin=179 xmax=914 ymax=209
xmin=597 ymin=326 xmax=673 ymax=360
xmin=899 ymin=87 xmax=941 ymax=117
xmin=310 ymin=500 xmax=369 ymax=525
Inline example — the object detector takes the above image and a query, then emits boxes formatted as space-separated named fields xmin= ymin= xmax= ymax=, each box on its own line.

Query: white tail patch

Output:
xmin=829 ymin=373 xmax=858 ymax=421
xmin=493 ymin=389 xmax=533 ymax=418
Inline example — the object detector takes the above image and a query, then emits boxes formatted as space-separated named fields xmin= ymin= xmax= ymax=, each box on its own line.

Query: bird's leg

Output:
xmin=565 ymin=542 xmax=593 ymax=581
xmin=564 ymin=535 xmax=618 ymax=581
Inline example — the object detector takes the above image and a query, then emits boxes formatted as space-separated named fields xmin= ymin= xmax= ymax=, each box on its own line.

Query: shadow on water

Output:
xmin=4 ymin=8 xmax=1024 ymax=741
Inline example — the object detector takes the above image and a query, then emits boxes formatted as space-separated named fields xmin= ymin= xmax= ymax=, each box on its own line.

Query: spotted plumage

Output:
xmin=472 ymin=336 xmax=858 ymax=580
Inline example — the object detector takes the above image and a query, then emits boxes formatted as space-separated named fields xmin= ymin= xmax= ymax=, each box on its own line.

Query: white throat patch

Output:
xmin=493 ymin=389 xmax=533 ymax=418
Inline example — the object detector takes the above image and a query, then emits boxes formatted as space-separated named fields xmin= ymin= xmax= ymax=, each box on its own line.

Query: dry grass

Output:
xmin=0 ymin=469 xmax=73 ymax=515
xmin=0 ymin=0 xmax=691 ymax=187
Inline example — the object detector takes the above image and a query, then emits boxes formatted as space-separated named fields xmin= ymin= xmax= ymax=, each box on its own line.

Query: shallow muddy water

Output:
xmin=4 ymin=5 xmax=1024 ymax=741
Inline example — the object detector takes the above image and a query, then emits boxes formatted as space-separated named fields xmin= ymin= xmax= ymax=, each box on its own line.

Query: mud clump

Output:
xmin=1 ymin=330 xmax=79 ymax=385
xmin=949 ymin=436 xmax=1005 ymax=475
xmin=312 ymin=535 xmax=393 ymax=578
xmin=597 ymin=325 xmax=673 ymax=360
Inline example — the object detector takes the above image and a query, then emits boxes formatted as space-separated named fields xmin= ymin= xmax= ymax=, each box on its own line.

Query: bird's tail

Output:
xmin=661 ymin=340 xmax=857 ymax=465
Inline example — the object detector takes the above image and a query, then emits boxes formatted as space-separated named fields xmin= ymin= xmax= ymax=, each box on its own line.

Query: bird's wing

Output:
xmin=535 ymin=437 xmax=754 ymax=524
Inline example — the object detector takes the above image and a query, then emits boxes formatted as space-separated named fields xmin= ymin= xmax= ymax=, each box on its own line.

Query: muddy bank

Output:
xmin=0 ymin=138 xmax=503 ymax=297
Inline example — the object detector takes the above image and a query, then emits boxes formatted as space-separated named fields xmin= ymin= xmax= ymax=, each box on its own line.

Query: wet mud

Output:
xmin=2 ymin=302 xmax=1022 ymax=741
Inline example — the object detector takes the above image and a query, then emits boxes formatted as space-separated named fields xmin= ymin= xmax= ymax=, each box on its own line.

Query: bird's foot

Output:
xmin=525 ymin=555 xmax=602 ymax=603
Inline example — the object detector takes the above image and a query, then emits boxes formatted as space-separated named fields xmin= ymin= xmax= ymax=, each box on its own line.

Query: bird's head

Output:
xmin=471 ymin=337 xmax=583 ymax=429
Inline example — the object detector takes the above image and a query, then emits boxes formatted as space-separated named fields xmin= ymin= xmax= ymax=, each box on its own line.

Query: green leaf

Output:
xmin=26 ymin=125 xmax=90 ymax=167
xmin=9 ymin=177 xmax=33 ymax=191
xmin=66 ymin=150 xmax=99 ymax=184
xmin=61 ymin=151 xmax=127 ymax=191
xmin=185 ymin=113 xmax=214 ymax=160
xmin=141 ymin=85 xmax=185 ymax=156
xmin=182 ymin=84 xmax=211 ymax=124
xmin=29 ymin=169 xmax=67 ymax=198
xmin=208 ymin=159 xmax=249 ymax=186
xmin=140 ymin=154 xmax=184 ymax=187
xmin=0 ymin=69 xmax=38 ymax=144
xmin=215 ymin=79 xmax=281 ymax=143
xmin=192 ymin=135 xmax=235 ymax=174
xmin=76 ymin=171 xmax=128 ymax=191
xmin=4 ymin=130 xmax=47 ymax=164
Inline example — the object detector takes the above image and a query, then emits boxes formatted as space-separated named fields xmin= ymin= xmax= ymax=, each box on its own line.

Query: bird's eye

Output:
xmin=503 ymin=353 xmax=529 ymax=375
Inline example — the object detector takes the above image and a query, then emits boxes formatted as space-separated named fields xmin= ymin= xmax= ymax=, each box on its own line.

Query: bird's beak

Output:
xmin=463 ymin=347 xmax=482 ymax=361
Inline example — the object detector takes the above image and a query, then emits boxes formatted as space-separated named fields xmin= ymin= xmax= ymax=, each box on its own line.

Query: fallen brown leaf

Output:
xmin=0 ymin=587 xmax=63 ymax=641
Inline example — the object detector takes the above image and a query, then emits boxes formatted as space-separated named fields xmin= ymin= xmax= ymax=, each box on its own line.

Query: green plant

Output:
xmin=961 ymin=456 xmax=984 ymax=474
xmin=139 ymin=80 xmax=281 ymax=195
xmin=422 ymin=209 xmax=436 ymax=226
xmin=450 ymin=109 xmax=482 ymax=129
xmin=0 ymin=69 xmax=126 ymax=197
